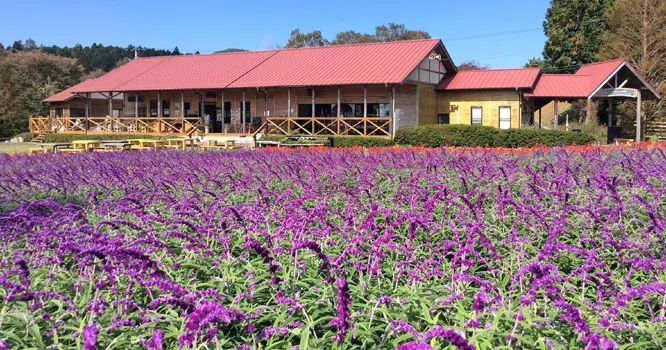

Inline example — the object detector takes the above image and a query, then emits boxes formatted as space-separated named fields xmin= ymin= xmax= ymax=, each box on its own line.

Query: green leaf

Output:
xmin=300 ymin=325 xmax=310 ymax=349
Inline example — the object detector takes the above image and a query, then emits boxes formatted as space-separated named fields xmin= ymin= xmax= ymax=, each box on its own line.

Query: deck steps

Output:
xmin=32 ymin=131 xmax=51 ymax=143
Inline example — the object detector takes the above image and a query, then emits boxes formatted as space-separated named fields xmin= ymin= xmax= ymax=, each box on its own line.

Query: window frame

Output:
xmin=471 ymin=106 xmax=483 ymax=126
xmin=498 ymin=106 xmax=511 ymax=129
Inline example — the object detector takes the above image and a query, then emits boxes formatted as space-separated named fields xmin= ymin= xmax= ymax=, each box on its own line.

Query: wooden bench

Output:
xmin=28 ymin=147 xmax=52 ymax=155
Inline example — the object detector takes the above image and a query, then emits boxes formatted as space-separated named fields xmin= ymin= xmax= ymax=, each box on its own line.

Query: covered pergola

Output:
xmin=525 ymin=59 xmax=661 ymax=142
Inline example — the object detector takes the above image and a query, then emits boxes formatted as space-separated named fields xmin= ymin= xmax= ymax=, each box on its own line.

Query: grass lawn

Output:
xmin=0 ymin=143 xmax=46 ymax=154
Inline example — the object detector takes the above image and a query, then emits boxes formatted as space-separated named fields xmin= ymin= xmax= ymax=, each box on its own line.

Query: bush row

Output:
xmin=44 ymin=133 xmax=166 ymax=143
xmin=394 ymin=124 xmax=595 ymax=147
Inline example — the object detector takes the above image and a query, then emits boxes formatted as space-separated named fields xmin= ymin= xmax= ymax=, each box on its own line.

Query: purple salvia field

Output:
xmin=0 ymin=146 xmax=665 ymax=349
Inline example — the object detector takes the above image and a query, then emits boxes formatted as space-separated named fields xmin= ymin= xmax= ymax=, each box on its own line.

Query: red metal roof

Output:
xmin=70 ymin=51 xmax=277 ymax=92
xmin=229 ymin=39 xmax=444 ymax=88
xmin=524 ymin=74 xmax=591 ymax=98
xmin=43 ymin=85 xmax=79 ymax=102
xmin=574 ymin=58 xmax=625 ymax=94
xmin=49 ymin=39 xmax=448 ymax=94
xmin=436 ymin=67 xmax=541 ymax=90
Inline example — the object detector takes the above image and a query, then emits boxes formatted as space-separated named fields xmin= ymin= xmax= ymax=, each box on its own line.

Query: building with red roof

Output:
xmin=38 ymin=39 xmax=659 ymax=140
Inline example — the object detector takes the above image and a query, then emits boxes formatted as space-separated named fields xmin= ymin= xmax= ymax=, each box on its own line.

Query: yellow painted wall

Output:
xmin=436 ymin=90 xmax=521 ymax=129
xmin=417 ymin=84 xmax=438 ymax=125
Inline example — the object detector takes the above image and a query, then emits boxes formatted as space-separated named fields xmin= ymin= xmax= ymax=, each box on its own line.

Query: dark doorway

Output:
xmin=438 ymin=113 xmax=450 ymax=124
xmin=204 ymin=102 xmax=217 ymax=132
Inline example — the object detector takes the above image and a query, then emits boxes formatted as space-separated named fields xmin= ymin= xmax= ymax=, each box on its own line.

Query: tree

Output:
xmin=215 ymin=48 xmax=248 ymax=53
xmin=172 ymin=46 xmax=181 ymax=55
xmin=457 ymin=60 xmax=489 ymax=70
xmin=285 ymin=29 xmax=329 ymax=48
xmin=598 ymin=0 xmax=666 ymax=136
xmin=542 ymin=0 xmax=612 ymax=71
xmin=524 ymin=57 xmax=546 ymax=68
xmin=0 ymin=51 xmax=82 ymax=137
xmin=11 ymin=40 xmax=23 ymax=51
xmin=374 ymin=23 xmax=431 ymax=42
xmin=331 ymin=31 xmax=375 ymax=45
xmin=24 ymin=38 xmax=37 ymax=50
xmin=80 ymin=68 xmax=106 ymax=81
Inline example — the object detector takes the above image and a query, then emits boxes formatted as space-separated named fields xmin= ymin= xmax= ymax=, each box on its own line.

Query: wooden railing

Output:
xmin=264 ymin=116 xmax=393 ymax=137
xmin=29 ymin=116 xmax=201 ymax=135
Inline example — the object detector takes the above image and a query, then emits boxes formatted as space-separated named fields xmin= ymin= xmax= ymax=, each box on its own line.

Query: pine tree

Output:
xmin=542 ymin=0 xmax=613 ymax=71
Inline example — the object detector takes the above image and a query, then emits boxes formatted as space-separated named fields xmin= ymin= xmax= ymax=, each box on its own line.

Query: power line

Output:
xmin=443 ymin=28 xmax=542 ymax=42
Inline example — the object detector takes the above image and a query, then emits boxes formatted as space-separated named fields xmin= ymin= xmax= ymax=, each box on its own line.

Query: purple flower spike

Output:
xmin=82 ymin=324 xmax=99 ymax=350
xmin=329 ymin=276 xmax=352 ymax=343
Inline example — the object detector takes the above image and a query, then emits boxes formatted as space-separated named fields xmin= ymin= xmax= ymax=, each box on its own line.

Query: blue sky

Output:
xmin=0 ymin=0 xmax=549 ymax=68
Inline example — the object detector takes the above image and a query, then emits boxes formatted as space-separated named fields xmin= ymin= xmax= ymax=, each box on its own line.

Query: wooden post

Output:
xmin=264 ymin=88 xmax=268 ymax=126
xmin=108 ymin=91 xmax=113 ymax=117
xmin=221 ymin=90 xmax=225 ymax=133
xmin=157 ymin=91 xmax=162 ymax=133
xmin=538 ymin=108 xmax=542 ymax=129
xmin=553 ymin=99 xmax=559 ymax=129
xmin=609 ymin=98 xmax=614 ymax=127
xmin=363 ymin=86 xmax=367 ymax=118
xmin=311 ymin=88 xmax=315 ymax=117
xmin=242 ymin=90 xmax=246 ymax=134
xmin=181 ymin=91 xmax=185 ymax=133
xmin=287 ymin=88 xmax=291 ymax=117
xmin=337 ymin=87 xmax=341 ymax=134
xmin=134 ymin=93 xmax=139 ymax=117
xmin=391 ymin=86 xmax=396 ymax=138
xmin=636 ymin=90 xmax=642 ymax=142
xmin=85 ymin=92 xmax=90 ymax=134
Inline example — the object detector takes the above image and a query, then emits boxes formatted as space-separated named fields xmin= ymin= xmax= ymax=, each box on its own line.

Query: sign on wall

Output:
xmin=595 ymin=88 xmax=638 ymax=98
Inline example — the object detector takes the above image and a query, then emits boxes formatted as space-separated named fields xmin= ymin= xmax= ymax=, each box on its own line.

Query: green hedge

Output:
xmin=258 ymin=135 xmax=393 ymax=148
xmin=44 ymin=133 xmax=167 ymax=143
xmin=395 ymin=124 xmax=595 ymax=147
xmin=331 ymin=136 xmax=394 ymax=148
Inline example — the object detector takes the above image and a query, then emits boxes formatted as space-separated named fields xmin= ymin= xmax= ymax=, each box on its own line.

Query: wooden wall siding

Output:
xmin=391 ymin=84 xmax=417 ymax=128
xmin=50 ymin=99 xmax=122 ymax=117
xmin=436 ymin=89 xmax=521 ymax=129
xmin=417 ymin=84 xmax=438 ymax=125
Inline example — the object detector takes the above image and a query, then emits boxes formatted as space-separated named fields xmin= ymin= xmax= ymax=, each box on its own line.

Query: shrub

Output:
xmin=395 ymin=124 xmax=595 ymax=147
xmin=44 ymin=133 xmax=167 ymax=143
xmin=331 ymin=136 xmax=394 ymax=148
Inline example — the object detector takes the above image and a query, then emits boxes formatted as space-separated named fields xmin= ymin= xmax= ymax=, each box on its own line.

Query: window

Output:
xmin=150 ymin=100 xmax=158 ymax=117
xmin=184 ymin=103 xmax=194 ymax=116
xmin=438 ymin=113 xmax=450 ymax=124
xmin=162 ymin=100 xmax=170 ymax=117
xmin=54 ymin=108 xmax=64 ymax=117
xmin=128 ymin=96 xmax=144 ymax=102
xmin=471 ymin=107 xmax=482 ymax=125
xmin=499 ymin=106 xmax=511 ymax=129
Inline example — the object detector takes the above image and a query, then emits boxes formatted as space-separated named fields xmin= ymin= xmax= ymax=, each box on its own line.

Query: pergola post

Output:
xmin=553 ymin=99 xmax=559 ymax=129
xmin=636 ymin=90 xmax=642 ymax=142
xmin=242 ymin=90 xmax=246 ymax=134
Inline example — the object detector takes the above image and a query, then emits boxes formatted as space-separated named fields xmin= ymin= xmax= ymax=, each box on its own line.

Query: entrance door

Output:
xmin=204 ymin=103 xmax=217 ymax=132
xmin=499 ymin=106 xmax=511 ymax=129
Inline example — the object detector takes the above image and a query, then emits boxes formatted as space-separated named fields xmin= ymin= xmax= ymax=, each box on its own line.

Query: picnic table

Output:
xmin=100 ymin=141 xmax=132 ymax=151
xmin=70 ymin=140 xmax=101 ymax=151
xmin=140 ymin=139 xmax=167 ymax=149
xmin=199 ymin=140 xmax=239 ymax=150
